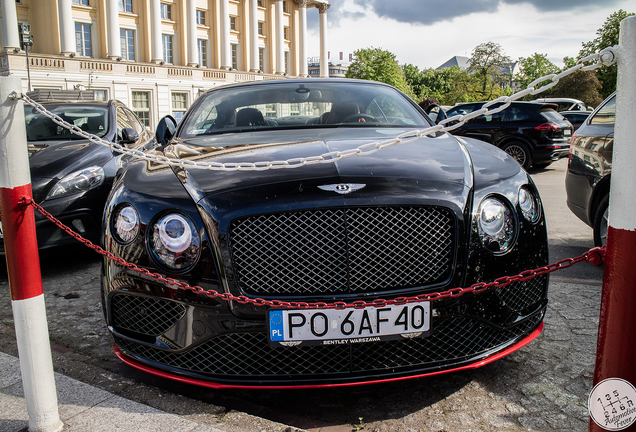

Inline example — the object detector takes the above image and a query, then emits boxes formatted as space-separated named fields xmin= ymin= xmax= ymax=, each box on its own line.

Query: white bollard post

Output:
xmin=0 ymin=76 xmax=63 ymax=432
xmin=589 ymin=14 xmax=636 ymax=432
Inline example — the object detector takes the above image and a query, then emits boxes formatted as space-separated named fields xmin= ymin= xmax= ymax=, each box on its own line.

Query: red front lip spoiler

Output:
xmin=114 ymin=322 xmax=543 ymax=390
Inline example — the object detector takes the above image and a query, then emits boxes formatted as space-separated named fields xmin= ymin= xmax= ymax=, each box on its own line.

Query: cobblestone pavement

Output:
xmin=0 ymin=246 xmax=602 ymax=432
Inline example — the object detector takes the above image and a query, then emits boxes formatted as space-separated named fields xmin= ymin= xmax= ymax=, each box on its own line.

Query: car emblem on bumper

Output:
xmin=318 ymin=183 xmax=366 ymax=195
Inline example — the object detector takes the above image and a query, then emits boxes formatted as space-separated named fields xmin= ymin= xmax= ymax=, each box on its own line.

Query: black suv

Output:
xmin=446 ymin=101 xmax=573 ymax=169
xmin=565 ymin=92 xmax=615 ymax=246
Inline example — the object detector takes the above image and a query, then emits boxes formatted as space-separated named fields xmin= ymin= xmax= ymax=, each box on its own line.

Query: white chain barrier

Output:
xmin=13 ymin=46 xmax=618 ymax=172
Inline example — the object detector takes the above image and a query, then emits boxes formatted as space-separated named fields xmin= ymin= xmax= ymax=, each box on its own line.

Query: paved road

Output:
xmin=0 ymin=158 xmax=604 ymax=432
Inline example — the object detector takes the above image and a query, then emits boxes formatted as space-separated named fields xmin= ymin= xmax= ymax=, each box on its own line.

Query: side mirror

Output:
xmin=425 ymin=104 xmax=447 ymax=125
xmin=156 ymin=115 xmax=177 ymax=146
xmin=120 ymin=127 xmax=139 ymax=145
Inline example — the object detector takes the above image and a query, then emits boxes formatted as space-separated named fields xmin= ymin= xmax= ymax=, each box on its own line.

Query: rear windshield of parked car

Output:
xmin=25 ymin=104 xmax=110 ymax=141
xmin=590 ymin=95 xmax=615 ymax=125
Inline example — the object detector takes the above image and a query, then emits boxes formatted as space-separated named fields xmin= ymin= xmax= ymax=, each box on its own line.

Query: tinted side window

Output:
xmin=507 ymin=107 xmax=529 ymax=121
xmin=590 ymin=95 xmax=615 ymax=125
xmin=446 ymin=104 xmax=476 ymax=117
xmin=123 ymin=107 xmax=145 ymax=135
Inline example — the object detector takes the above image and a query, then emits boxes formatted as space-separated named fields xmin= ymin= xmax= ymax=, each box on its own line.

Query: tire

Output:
xmin=593 ymin=194 xmax=609 ymax=247
xmin=501 ymin=142 xmax=533 ymax=170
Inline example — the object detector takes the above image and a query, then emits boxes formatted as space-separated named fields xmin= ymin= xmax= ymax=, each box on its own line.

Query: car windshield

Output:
xmin=24 ymin=103 xmax=109 ymax=141
xmin=178 ymin=81 xmax=429 ymax=138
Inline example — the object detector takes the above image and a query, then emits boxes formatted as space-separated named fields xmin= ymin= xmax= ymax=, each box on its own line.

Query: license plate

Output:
xmin=267 ymin=303 xmax=430 ymax=347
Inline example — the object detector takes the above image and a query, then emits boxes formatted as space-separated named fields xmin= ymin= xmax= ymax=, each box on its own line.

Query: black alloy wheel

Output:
xmin=502 ymin=142 xmax=532 ymax=170
xmin=594 ymin=194 xmax=609 ymax=247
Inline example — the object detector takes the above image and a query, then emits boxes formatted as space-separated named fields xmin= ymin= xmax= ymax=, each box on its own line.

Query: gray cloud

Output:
xmin=313 ymin=0 xmax=629 ymax=27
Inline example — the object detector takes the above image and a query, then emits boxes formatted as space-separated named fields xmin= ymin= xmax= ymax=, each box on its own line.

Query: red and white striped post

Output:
xmin=590 ymin=15 xmax=636 ymax=432
xmin=0 ymin=76 xmax=63 ymax=431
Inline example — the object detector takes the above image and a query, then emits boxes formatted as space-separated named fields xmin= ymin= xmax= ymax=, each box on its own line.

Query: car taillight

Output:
xmin=534 ymin=123 xmax=562 ymax=132
xmin=568 ymin=131 xmax=577 ymax=163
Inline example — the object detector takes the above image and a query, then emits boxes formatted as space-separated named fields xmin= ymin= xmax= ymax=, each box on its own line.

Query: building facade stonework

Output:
xmin=0 ymin=0 xmax=330 ymax=128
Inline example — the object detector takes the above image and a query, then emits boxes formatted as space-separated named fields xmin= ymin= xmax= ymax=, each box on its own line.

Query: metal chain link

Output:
xmin=13 ymin=46 xmax=618 ymax=172
xmin=24 ymin=198 xmax=606 ymax=310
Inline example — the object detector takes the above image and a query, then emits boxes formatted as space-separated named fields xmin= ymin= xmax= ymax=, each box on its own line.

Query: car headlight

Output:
xmin=518 ymin=187 xmax=540 ymax=223
xmin=149 ymin=212 xmax=200 ymax=270
xmin=477 ymin=197 xmax=516 ymax=253
xmin=46 ymin=166 xmax=105 ymax=200
xmin=113 ymin=205 xmax=139 ymax=243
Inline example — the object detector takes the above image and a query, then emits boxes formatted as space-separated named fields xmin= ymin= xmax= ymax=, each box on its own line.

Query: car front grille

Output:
xmin=496 ymin=275 xmax=547 ymax=312
xmin=113 ymin=312 xmax=543 ymax=381
xmin=111 ymin=294 xmax=186 ymax=336
xmin=228 ymin=206 xmax=455 ymax=296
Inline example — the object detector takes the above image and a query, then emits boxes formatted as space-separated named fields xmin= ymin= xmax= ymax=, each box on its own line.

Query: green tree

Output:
xmin=516 ymin=53 xmax=560 ymax=89
xmin=442 ymin=68 xmax=483 ymax=105
xmin=578 ymin=9 xmax=634 ymax=97
xmin=346 ymin=48 xmax=414 ymax=98
xmin=546 ymin=70 xmax=603 ymax=108
xmin=468 ymin=42 xmax=512 ymax=100
xmin=402 ymin=63 xmax=426 ymax=100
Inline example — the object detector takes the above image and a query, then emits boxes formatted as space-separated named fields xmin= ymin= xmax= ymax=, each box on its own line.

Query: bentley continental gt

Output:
xmin=101 ymin=79 xmax=549 ymax=388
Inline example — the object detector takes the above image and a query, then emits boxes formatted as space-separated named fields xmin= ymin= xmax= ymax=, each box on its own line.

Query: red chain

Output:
xmin=23 ymin=197 xmax=606 ymax=310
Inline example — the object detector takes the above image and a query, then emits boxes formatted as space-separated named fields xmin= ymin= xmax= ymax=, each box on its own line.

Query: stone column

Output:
xmin=318 ymin=3 xmax=330 ymax=78
xmin=106 ymin=0 xmax=121 ymax=59
xmin=187 ymin=0 xmax=198 ymax=66
xmin=150 ymin=0 xmax=163 ymax=63
xmin=0 ymin=0 xmax=20 ymax=52
xmin=249 ymin=0 xmax=259 ymax=72
xmin=219 ymin=0 xmax=231 ymax=69
xmin=297 ymin=0 xmax=308 ymax=77
xmin=275 ymin=0 xmax=284 ymax=74
xmin=58 ymin=0 xmax=76 ymax=55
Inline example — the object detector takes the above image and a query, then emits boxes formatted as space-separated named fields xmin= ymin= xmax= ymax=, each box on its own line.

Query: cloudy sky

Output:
xmin=305 ymin=0 xmax=634 ymax=70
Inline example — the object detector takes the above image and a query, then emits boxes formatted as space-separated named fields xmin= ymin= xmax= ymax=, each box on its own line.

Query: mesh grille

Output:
xmin=111 ymin=294 xmax=186 ymax=336
xmin=496 ymin=275 xmax=547 ymax=312
xmin=114 ymin=313 xmax=542 ymax=380
xmin=228 ymin=206 xmax=454 ymax=296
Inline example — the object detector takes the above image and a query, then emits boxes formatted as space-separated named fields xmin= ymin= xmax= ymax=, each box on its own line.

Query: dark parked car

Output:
xmin=101 ymin=79 xmax=549 ymax=388
xmin=561 ymin=111 xmax=592 ymax=132
xmin=533 ymin=97 xmax=589 ymax=112
xmin=565 ymin=92 xmax=615 ymax=246
xmin=0 ymin=97 xmax=154 ymax=254
xmin=445 ymin=101 xmax=573 ymax=169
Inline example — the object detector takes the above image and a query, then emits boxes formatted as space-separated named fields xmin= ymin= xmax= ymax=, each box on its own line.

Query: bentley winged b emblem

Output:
xmin=318 ymin=183 xmax=366 ymax=195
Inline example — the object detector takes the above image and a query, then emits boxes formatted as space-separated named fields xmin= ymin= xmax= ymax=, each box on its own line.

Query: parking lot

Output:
xmin=0 ymin=158 xmax=605 ymax=432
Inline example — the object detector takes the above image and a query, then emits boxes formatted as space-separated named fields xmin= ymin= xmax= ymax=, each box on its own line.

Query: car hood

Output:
xmin=28 ymin=138 xmax=114 ymax=180
xmin=125 ymin=128 xmax=523 ymax=220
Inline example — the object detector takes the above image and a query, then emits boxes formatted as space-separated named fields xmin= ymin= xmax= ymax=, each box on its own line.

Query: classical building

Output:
xmin=0 ymin=0 xmax=330 ymax=128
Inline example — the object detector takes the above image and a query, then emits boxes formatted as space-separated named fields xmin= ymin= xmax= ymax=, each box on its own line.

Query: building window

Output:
xmin=94 ymin=90 xmax=107 ymax=101
xmin=258 ymin=22 xmax=263 ymax=35
xmin=160 ymin=3 xmax=172 ymax=20
xmin=257 ymin=0 xmax=263 ymax=6
xmin=259 ymin=47 xmax=264 ymax=71
xmin=75 ymin=23 xmax=92 ymax=57
xmin=197 ymin=39 xmax=207 ymax=67
xmin=120 ymin=29 xmax=135 ymax=60
xmin=284 ymin=51 xmax=289 ymax=74
xmin=118 ymin=0 xmax=132 ymax=12
xmin=131 ymin=91 xmax=150 ymax=127
xmin=282 ymin=1 xmax=287 ymax=13
xmin=230 ymin=16 xmax=236 ymax=31
xmin=283 ymin=26 xmax=288 ymax=41
xmin=73 ymin=0 xmax=89 ymax=5
xmin=196 ymin=10 xmax=205 ymax=25
xmin=231 ymin=43 xmax=238 ymax=70
xmin=172 ymin=93 xmax=188 ymax=123
xmin=162 ymin=34 xmax=173 ymax=63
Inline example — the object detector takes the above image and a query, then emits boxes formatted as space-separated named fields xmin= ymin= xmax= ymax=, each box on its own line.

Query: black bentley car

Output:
xmin=0 ymin=98 xmax=154 ymax=254
xmin=101 ymin=79 xmax=549 ymax=388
